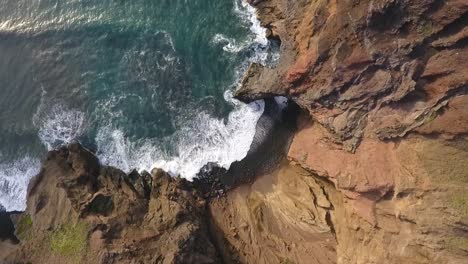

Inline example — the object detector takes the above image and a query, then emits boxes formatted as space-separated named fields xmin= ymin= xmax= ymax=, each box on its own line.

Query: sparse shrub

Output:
xmin=16 ymin=214 xmax=33 ymax=240
xmin=50 ymin=222 xmax=88 ymax=258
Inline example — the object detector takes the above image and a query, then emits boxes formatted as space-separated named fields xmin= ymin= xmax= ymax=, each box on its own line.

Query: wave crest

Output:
xmin=96 ymin=91 xmax=264 ymax=180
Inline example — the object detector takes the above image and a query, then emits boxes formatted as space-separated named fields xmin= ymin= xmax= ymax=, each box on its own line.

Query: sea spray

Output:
xmin=95 ymin=0 xmax=274 ymax=179
xmin=0 ymin=0 xmax=274 ymax=211
xmin=0 ymin=156 xmax=40 ymax=211
xmin=152 ymin=93 xmax=264 ymax=179
xmin=96 ymin=91 xmax=265 ymax=180
xmin=37 ymin=105 xmax=86 ymax=151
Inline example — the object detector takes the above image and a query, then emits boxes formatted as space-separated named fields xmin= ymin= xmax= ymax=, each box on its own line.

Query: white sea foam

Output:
xmin=96 ymin=91 xmax=264 ymax=180
xmin=36 ymin=104 xmax=86 ymax=150
xmin=212 ymin=0 xmax=274 ymax=64
xmin=212 ymin=34 xmax=246 ymax=53
xmin=1 ymin=1 xmax=274 ymax=213
xmin=0 ymin=99 xmax=86 ymax=211
xmin=32 ymin=87 xmax=86 ymax=150
xmin=0 ymin=156 xmax=41 ymax=212
xmin=234 ymin=0 xmax=268 ymax=46
xmin=153 ymin=93 xmax=264 ymax=179
xmin=234 ymin=0 xmax=272 ymax=64
xmin=0 ymin=0 xmax=275 ymax=213
xmin=96 ymin=128 xmax=164 ymax=174
xmin=95 ymin=1 xmax=272 ymax=179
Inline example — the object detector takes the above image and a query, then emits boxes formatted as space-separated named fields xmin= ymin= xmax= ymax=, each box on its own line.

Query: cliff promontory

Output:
xmin=1 ymin=1 xmax=467 ymax=263
xmin=4 ymin=144 xmax=220 ymax=263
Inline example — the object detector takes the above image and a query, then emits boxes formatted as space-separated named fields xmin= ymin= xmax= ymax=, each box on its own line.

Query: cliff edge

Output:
xmin=234 ymin=0 xmax=468 ymax=263
xmin=4 ymin=144 xmax=220 ymax=263
xmin=2 ymin=1 xmax=467 ymax=263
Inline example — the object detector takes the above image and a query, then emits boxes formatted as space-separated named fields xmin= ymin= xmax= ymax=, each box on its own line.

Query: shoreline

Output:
xmin=2 ymin=0 xmax=468 ymax=263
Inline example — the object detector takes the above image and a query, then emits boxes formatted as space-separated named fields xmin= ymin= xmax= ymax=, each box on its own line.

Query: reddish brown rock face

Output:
xmin=237 ymin=0 xmax=468 ymax=263
xmin=288 ymin=120 xmax=468 ymax=263
xmin=238 ymin=0 xmax=468 ymax=145
xmin=3 ymin=1 xmax=467 ymax=263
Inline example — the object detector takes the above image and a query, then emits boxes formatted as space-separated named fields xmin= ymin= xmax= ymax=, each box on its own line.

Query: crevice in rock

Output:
xmin=205 ymin=204 xmax=240 ymax=264
xmin=431 ymin=11 xmax=468 ymax=44
xmin=325 ymin=211 xmax=336 ymax=240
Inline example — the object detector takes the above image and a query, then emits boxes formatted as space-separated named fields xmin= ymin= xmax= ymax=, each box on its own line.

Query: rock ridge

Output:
xmin=2 ymin=1 xmax=467 ymax=263
xmin=236 ymin=0 xmax=468 ymax=263
xmin=4 ymin=143 xmax=220 ymax=264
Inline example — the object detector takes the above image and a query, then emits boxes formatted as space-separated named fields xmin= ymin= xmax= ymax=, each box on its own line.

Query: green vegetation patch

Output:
xmin=281 ymin=258 xmax=296 ymax=264
xmin=447 ymin=237 xmax=468 ymax=252
xmin=50 ymin=222 xmax=88 ymax=257
xmin=16 ymin=214 xmax=33 ymax=240
xmin=418 ymin=20 xmax=433 ymax=37
xmin=451 ymin=192 xmax=468 ymax=217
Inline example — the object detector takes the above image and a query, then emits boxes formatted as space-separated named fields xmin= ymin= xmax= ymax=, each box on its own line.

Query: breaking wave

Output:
xmin=0 ymin=156 xmax=41 ymax=212
xmin=95 ymin=0 xmax=273 ymax=179
xmin=96 ymin=91 xmax=264 ymax=180
xmin=212 ymin=34 xmax=246 ymax=53
xmin=0 ymin=0 xmax=274 ymax=211
xmin=37 ymin=104 xmax=86 ymax=151
xmin=213 ymin=0 xmax=275 ymax=64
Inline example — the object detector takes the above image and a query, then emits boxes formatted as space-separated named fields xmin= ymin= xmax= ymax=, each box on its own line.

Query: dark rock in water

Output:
xmin=0 ymin=211 xmax=19 ymax=243
xmin=194 ymin=163 xmax=227 ymax=199
xmin=5 ymin=144 xmax=220 ymax=264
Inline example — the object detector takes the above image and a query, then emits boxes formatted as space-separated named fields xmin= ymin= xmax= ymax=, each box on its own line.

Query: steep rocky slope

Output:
xmin=234 ymin=0 xmax=468 ymax=263
xmin=209 ymin=161 xmax=337 ymax=264
xmin=2 ymin=1 xmax=467 ymax=263
xmin=4 ymin=144 xmax=220 ymax=264
xmin=240 ymin=1 xmax=467 ymax=148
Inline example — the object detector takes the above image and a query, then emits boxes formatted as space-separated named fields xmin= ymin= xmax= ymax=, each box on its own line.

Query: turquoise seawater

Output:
xmin=0 ymin=0 xmax=277 ymax=211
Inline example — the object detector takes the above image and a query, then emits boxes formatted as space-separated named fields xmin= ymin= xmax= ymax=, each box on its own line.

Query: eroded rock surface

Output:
xmin=239 ymin=0 xmax=468 ymax=149
xmin=209 ymin=161 xmax=337 ymax=264
xmin=2 ymin=1 xmax=467 ymax=263
xmin=236 ymin=0 xmax=468 ymax=263
xmin=5 ymin=143 xmax=220 ymax=264
xmin=290 ymin=117 xmax=468 ymax=263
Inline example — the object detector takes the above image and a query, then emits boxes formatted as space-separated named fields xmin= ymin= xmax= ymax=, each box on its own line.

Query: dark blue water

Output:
xmin=0 ymin=0 xmax=278 ymax=211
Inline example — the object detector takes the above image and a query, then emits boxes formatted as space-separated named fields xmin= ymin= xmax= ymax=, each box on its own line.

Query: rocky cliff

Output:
xmin=2 ymin=1 xmax=467 ymax=264
xmin=4 ymin=144 xmax=220 ymax=264
xmin=235 ymin=0 xmax=468 ymax=263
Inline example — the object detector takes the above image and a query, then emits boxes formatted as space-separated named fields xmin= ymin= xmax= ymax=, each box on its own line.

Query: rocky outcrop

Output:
xmin=235 ymin=0 xmax=468 ymax=263
xmin=209 ymin=161 xmax=337 ymax=264
xmin=2 ymin=1 xmax=467 ymax=263
xmin=240 ymin=0 xmax=467 ymax=147
xmin=5 ymin=144 xmax=220 ymax=264
xmin=289 ymin=117 xmax=468 ymax=263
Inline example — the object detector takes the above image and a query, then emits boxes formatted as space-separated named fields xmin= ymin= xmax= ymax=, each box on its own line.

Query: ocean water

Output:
xmin=0 ymin=0 xmax=278 ymax=211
